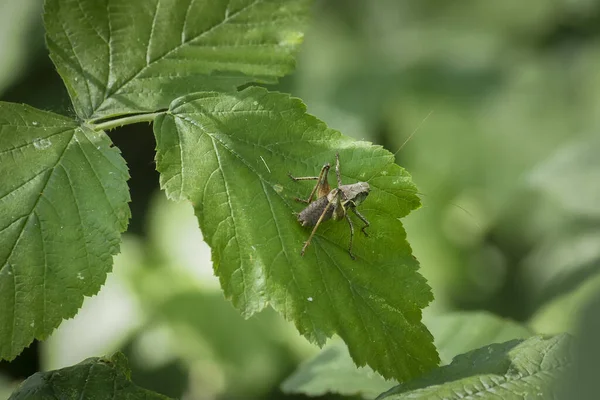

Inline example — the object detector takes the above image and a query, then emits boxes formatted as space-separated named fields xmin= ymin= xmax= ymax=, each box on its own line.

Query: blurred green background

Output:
xmin=2 ymin=0 xmax=600 ymax=398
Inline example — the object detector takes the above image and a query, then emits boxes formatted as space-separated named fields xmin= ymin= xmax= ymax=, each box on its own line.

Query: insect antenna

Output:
xmin=388 ymin=109 xmax=481 ymax=228
xmin=393 ymin=110 xmax=434 ymax=156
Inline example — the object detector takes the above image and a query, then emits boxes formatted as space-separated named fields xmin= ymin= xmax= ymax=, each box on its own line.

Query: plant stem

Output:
xmin=91 ymin=111 xmax=164 ymax=131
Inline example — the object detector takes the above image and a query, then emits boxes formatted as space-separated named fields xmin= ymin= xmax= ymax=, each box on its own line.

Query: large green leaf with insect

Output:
xmin=44 ymin=0 xmax=310 ymax=120
xmin=154 ymin=86 xmax=438 ymax=381
xmin=0 ymin=103 xmax=130 ymax=360
xmin=9 ymin=352 xmax=172 ymax=399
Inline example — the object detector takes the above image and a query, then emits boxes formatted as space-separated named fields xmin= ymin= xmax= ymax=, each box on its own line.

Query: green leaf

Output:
xmin=377 ymin=334 xmax=572 ymax=400
xmin=9 ymin=352 xmax=172 ymax=399
xmin=528 ymin=134 xmax=600 ymax=218
xmin=522 ymin=229 xmax=600 ymax=308
xmin=282 ymin=311 xmax=533 ymax=399
xmin=0 ymin=102 xmax=130 ymax=360
xmin=423 ymin=311 xmax=534 ymax=365
xmin=44 ymin=0 xmax=311 ymax=120
xmin=529 ymin=271 xmax=600 ymax=335
xmin=281 ymin=338 xmax=393 ymax=399
xmin=153 ymin=86 xmax=437 ymax=381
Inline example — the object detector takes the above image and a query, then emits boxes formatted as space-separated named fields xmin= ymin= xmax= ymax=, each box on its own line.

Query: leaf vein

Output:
xmin=75 ymin=0 xmax=109 ymax=44
xmin=210 ymin=137 xmax=248 ymax=308
xmin=59 ymin=9 xmax=93 ymax=116
xmin=100 ymin=0 xmax=263 ymax=111
xmin=146 ymin=0 xmax=161 ymax=65
xmin=59 ymin=163 xmax=92 ymax=283
xmin=34 ymin=211 xmax=47 ymax=333
xmin=76 ymin=131 xmax=122 ymax=224
xmin=101 ymin=0 xmax=114 ymax=107
xmin=181 ymin=0 xmax=195 ymax=44
xmin=0 ymin=128 xmax=74 ymax=270
xmin=0 ymin=126 xmax=73 ymax=157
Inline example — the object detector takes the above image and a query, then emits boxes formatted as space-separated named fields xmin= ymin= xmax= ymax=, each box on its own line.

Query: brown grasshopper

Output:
xmin=288 ymin=153 xmax=370 ymax=259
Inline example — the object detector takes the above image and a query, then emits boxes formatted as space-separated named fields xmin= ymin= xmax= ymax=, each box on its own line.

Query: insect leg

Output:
xmin=301 ymin=202 xmax=333 ymax=256
xmin=345 ymin=213 xmax=356 ymax=260
xmin=351 ymin=207 xmax=370 ymax=236
xmin=335 ymin=153 xmax=343 ymax=187
xmin=289 ymin=163 xmax=330 ymax=203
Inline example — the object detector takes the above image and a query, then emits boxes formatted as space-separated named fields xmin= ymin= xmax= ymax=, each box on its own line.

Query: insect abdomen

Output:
xmin=297 ymin=197 xmax=333 ymax=227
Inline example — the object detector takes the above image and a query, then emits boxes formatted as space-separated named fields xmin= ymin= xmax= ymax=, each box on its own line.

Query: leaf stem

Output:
xmin=91 ymin=111 xmax=165 ymax=131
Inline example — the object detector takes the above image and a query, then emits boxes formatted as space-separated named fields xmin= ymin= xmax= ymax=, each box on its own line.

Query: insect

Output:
xmin=288 ymin=153 xmax=370 ymax=259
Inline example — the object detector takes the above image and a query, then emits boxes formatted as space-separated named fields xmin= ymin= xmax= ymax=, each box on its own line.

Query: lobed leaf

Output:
xmin=0 ymin=103 xmax=130 ymax=360
xmin=9 ymin=352 xmax=172 ymax=399
xmin=377 ymin=334 xmax=572 ymax=400
xmin=44 ymin=0 xmax=311 ymax=120
xmin=154 ymin=86 xmax=438 ymax=381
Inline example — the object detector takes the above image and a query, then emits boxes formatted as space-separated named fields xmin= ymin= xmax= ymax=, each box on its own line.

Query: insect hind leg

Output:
xmin=345 ymin=213 xmax=356 ymax=260
xmin=351 ymin=207 xmax=370 ymax=236
xmin=301 ymin=202 xmax=333 ymax=256
xmin=289 ymin=163 xmax=331 ymax=204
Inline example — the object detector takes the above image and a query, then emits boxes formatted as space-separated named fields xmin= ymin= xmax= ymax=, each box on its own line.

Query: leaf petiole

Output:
xmin=91 ymin=111 xmax=165 ymax=131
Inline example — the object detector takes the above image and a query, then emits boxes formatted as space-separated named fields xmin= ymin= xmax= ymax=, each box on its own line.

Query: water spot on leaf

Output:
xmin=33 ymin=138 xmax=52 ymax=150
xmin=279 ymin=31 xmax=304 ymax=47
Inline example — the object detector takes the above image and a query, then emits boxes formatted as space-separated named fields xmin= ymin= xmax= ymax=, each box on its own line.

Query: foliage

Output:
xmin=282 ymin=311 xmax=534 ymax=399
xmin=378 ymin=334 xmax=572 ymax=400
xmin=1 ymin=0 xmax=597 ymax=398
xmin=0 ymin=0 xmax=437 ymax=390
xmin=44 ymin=0 xmax=308 ymax=120
xmin=9 ymin=352 xmax=172 ymax=399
